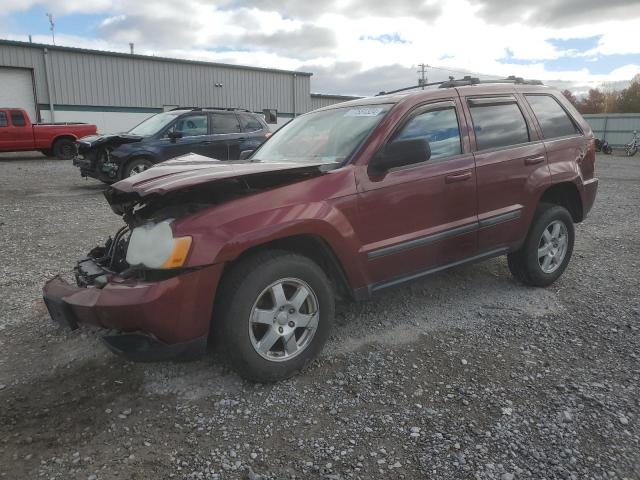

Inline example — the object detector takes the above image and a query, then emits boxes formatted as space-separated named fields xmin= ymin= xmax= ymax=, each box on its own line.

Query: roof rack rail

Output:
xmin=169 ymin=106 xmax=253 ymax=113
xmin=376 ymin=75 xmax=543 ymax=96
xmin=438 ymin=75 xmax=543 ymax=88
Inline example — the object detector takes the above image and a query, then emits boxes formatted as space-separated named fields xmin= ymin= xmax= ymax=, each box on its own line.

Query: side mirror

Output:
xmin=167 ymin=131 xmax=183 ymax=142
xmin=370 ymin=138 xmax=431 ymax=173
xmin=239 ymin=149 xmax=254 ymax=160
xmin=263 ymin=108 xmax=278 ymax=124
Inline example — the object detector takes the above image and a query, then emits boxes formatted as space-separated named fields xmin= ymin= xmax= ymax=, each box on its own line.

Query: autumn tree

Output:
xmin=562 ymin=89 xmax=578 ymax=107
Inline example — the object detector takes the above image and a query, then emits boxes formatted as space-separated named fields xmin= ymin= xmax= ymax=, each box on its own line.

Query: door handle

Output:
xmin=524 ymin=155 xmax=545 ymax=165
xmin=445 ymin=171 xmax=472 ymax=183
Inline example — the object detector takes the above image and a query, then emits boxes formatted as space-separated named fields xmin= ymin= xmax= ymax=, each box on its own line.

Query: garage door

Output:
xmin=0 ymin=67 xmax=37 ymax=121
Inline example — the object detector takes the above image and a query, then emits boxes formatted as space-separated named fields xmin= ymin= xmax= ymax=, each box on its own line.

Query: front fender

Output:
xmin=173 ymin=198 xmax=366 ymax=289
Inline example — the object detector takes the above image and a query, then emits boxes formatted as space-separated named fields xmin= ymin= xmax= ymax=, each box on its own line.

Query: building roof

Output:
xmin=0 ymin=38 xmax=313 ymax=77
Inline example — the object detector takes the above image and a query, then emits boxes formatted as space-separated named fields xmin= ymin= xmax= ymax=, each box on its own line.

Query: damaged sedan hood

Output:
xmin=77 ymin=133 xmax=144 ymax=148
xmin=104 ymin=153 xmax=336 ymax=215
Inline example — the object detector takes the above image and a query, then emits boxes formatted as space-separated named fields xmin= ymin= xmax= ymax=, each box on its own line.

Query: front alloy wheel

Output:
xmin=249 ymin=278 xmax=319 ymax=362
xmin=216 ymin=250 xmax=334 ymax=382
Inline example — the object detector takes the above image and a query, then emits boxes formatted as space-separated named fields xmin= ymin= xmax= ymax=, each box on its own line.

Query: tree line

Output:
xmin=562 ymin=74 xmax=640 ymax=114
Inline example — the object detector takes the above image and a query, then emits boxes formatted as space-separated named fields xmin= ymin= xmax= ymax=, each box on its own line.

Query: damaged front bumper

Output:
xmin=43 ymin=255 xmax=223 ymax=361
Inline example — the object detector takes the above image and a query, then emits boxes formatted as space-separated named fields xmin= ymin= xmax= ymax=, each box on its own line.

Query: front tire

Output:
xmin=215 ymin=250 xmax=334 ymax=382
xmin=508 ymin=204 xmax=574 ymax=287
xmin=122 ymin=158 xmax=153 ymax=178
xmin=52 ymin=138 xmax=75 ymax=159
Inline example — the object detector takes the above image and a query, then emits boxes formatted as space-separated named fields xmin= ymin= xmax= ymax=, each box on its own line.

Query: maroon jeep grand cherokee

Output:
xmin=44 ymin=78 xmax=598 ymax=381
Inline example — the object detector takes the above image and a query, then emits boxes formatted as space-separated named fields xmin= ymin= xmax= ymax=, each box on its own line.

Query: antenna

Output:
xmin=46 ymin=13 xmax=55 ymax=45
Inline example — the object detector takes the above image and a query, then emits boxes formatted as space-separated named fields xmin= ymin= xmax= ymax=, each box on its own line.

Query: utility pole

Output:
xmin=46 ymin=13 xmax=55 ymax=45
xmin=417 ymin=63 xmax=428 ymax=89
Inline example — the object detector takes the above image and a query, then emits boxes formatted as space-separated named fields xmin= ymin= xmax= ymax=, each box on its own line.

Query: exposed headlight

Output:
xmin=125 ymin=220 xmax=192 ymax=269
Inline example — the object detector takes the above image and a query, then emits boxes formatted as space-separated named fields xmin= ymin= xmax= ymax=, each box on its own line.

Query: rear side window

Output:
xmin=0 ymin=112 xmax=7 ymax=127
xmin=10 ymin=110 xmax=26 ymax=127
xmin=239 ymin=114 xmax=263 ymax=132
xmin=211 ymin=113 xmax=241 ymax=134
xmin=395 ymin=107 xmax=462 ymax=160
xmin=469 ymin=101 xmax=529 ymax=150
xmin=526 ymin=95 xmax=580 ymax=139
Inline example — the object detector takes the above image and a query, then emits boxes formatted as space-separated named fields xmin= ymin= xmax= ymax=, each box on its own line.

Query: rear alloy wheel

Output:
xmin=508 ymin=203 xmax=574 ymax=287
xmin=52 ymin=138 xmax=75 ymax=160
xmin=216 ymin=250 xmax=334 ymax=382
xmin=123 ymin=158 xmax=153 ymax=178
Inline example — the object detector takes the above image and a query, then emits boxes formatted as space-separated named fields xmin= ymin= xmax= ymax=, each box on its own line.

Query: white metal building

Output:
xmin=0 ymin=39 xmax=357 ymax=133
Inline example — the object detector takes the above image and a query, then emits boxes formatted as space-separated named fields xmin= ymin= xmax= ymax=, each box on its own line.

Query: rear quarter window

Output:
xmin=10 ymin=110 xmax=26 ymax=127
xmin=0 ymin=112 xmax=7 ymax=127
xmin=525 ymin=95 xmax=580 ymax=139
xmin=468 ymin=101 xmax=530 ymax=150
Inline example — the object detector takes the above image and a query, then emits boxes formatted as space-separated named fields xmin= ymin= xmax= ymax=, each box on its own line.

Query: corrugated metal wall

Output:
xmin=310 ymin=94 xmax=360 ymax=111
xmin=584 ymin=114 xmax=640 ymax=146
xmin=0 ymin=41 xmax=312 ymax=114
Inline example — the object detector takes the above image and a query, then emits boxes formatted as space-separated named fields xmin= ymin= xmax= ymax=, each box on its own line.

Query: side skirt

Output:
xmin=353 ymin=247 xmax=509 ymax=300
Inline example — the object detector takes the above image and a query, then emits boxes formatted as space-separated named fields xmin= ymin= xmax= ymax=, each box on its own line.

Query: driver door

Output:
xmin=355 ymin=100 xmax=478 ymax=287
xmin=160 ymin=113 xmax=210 ymax=161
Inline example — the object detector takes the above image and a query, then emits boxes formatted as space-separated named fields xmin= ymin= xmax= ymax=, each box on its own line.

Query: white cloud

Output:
xmin=1 ymin=0 xmax=639 ymax=95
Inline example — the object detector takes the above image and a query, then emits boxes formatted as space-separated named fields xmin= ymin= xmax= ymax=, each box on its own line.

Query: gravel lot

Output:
xmin=0 ymin=152 xmax=639 ymax=480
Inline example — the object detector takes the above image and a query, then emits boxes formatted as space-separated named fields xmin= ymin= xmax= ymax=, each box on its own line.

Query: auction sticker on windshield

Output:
xmin=344 ymin=107 xmax=385 ymax=117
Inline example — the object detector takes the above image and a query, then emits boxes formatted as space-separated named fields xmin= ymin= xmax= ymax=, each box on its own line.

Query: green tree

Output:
xmin=617 ymin=81 xmax=640 ymax=113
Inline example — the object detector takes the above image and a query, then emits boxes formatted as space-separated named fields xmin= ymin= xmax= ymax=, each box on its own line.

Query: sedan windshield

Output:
xmin=128 ymin=111 xmax=180 ymax=137
xmin=253 ymin=104 xmax=391 ymax=164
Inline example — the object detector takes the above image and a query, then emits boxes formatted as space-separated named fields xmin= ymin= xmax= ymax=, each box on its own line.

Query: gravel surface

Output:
xmin=0 ymin=152 xmax=639 ymax=480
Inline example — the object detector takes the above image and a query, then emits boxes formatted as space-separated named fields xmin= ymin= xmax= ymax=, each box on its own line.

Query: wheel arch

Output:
xmin=220 ymin=233 xmax=355 ymax=302
xmin=538 ymin=181 xmax=584 ymax=223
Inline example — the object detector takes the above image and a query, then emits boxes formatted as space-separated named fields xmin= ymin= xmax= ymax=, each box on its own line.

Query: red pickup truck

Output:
xmin=0 ymin=108 xmax=97 ymax=159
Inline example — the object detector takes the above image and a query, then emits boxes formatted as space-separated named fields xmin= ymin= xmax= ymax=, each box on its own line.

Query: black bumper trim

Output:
xmin=101 ymin=331 xmax=207 ymax=362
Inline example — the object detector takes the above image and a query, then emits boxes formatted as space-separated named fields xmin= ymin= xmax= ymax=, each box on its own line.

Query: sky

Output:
xmin=1 ymin=0 xmax=640 ymax=97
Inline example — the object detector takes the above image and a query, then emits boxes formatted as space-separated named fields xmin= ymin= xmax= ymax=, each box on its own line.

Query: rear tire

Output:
xmin=627 ymin=146 xmax=638 ymax=157
xmin=52 ymin=138 xmax=75 ymax=160
xmin=122 ymin=158 xmax=153 ymax=178
xmin=507 ymin=203 xmax=574 ymax=287
xmin=215 ymin=250 xmax=334 ymax=382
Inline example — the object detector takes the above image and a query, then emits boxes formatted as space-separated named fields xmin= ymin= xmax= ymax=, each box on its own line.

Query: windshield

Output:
xmin=253 ymin=104 xmax=391 ymax=164
xmin=128 ymin=111 xmax=180 ymax=136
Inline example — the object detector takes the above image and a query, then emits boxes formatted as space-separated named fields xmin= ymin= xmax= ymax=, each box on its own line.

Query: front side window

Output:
xmin=10 ymin=110 xmax=25 ymax=127
xmin=469 ymin=101 xmax=530 ymax=150
xmin=239 ymin=113 xmax=263 ymax=132
xmin=252 ymin=104 xmax=391 ymax=164
xmin=394 ymin=107 xmax=462 ymax=160
xmin=0 ymin=112 xmax=7 ymax=127
xmin=526 ymin=95 xmax=580 ymax=139
xmin=129 ymin=111 xmax=180 ymax=136
xmin=173 ymin=114 xmax=208 ymax=137
xmin=211 ymin=113 xmax=241 ymax=134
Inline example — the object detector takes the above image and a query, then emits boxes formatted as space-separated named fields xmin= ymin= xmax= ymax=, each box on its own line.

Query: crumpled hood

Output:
xmin=76 ymin=133 xmax=144 ymax=149
xmin=104 ymin=153 xmax=334 ymax=215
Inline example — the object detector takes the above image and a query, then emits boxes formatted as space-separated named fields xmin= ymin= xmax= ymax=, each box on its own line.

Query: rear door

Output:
xmin=210 ymin=112 xmax=243 ymax=160
xmin=238 ymin=112 xmax=268 ymax=154
xmin=521 ymin=93 xmax=586 ymax=184
xmin=461 ymin=94 xmax=550 ymax=251
xmin=355 ymin=99 xmax=478 ymax=286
